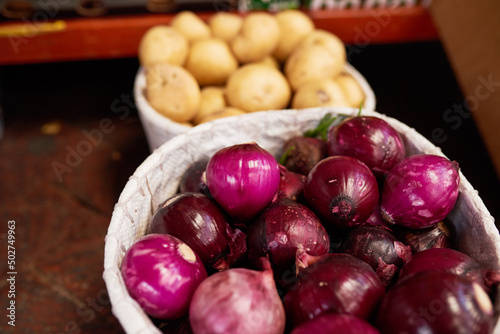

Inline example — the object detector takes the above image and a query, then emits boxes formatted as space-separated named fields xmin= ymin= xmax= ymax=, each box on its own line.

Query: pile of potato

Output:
xmin=138 ymin=10 xmax=365 ymax=126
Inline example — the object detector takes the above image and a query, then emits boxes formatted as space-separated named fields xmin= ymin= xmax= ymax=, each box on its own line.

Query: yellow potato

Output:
xmin=230 ymin=12 xmax=281 ymax=64
xmin=272 ymin=10 xmax=315 ymax=62
xmin=185 ymin=37 xmax=238 ymax=86
xmin=252 ymin=56 xmax=281 ymax=70
xmin=138 ymin=25 xmax=189 ymax=67
xmin=145 ymin=63 xmax=200 ymax=123
xmin=178 ymin=122 xmax=194 ymax=127
xmin=193 ymin=86 xmax=226 ymax=125
xmin=171 ymin=11 xmax=211 ymax=43
xmin=298 ymin=29 xmax=346 ymax=69
xmin=335 ymin=72 xmax=366 ymax=108
xmin=226 ymin=64 xmax=291 ymax=112
xmin=292 ymin=78 xmax=349 ymax=109
xmin=208 ymin=12 xmax=243 ymax=42
xmin=196 ymin=107 xmax=245 ymax=124
xmin=285 ymin=44 xmax=344 ymax=91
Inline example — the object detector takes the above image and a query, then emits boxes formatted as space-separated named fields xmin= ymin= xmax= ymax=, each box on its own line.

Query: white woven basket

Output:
xmin=103 ymin=107 xmax=500 ymax=334
xmin=134 ymin=64 xmax=377 ymax=151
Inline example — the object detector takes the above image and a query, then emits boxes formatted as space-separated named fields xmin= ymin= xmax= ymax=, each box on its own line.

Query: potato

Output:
xmin=335 ymin=72 xmax=365 ymax=108
xmin=171 ymin=11 xmax=211 ymax=43
xmin=252 ymin=56 xmax=281 ymax=70
xmin=226 ymin=64 xmax=291 ymax=112
xmin=178 ymin=122 xmax=194 ymax=128
xmin=138 ymin=25 xmax=189 ymax=67
xmin=196 ymin=107 xmax=245 ymax=124
xmin=145 ymin=63 xmax=200 ymax=123
xmin=272 ymin=10 xmax=315 ymax=62
xmin=230 ymin=12 xmax=281 ymax=64
xmin=292 ymin=78 xmax=349 ymax=109
xmin=285 ymin=44 xmax=344 ymax=91
xmin=298 ymin=29 xmax=346 ymax=69
xmin=193 ymin=86 xmax=226 ymax=125
xmin=208 ymin=12 xmax=243 ymax=42
xmin=185 ymin=37 xmax=238 ymax=86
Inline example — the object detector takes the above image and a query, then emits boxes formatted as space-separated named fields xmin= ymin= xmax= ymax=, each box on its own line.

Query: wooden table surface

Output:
xmin=1 ymin=40 xmax=499 ymax=333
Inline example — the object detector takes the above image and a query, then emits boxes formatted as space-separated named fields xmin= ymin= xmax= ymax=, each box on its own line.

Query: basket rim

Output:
xmin=103 ymin=107 xmax=500 ymax=334
xmin=133 ymin=62 xmax=377 ymax=151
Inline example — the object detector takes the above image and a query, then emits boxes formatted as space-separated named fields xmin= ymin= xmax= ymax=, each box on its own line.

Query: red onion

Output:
xmin=246 ymin=196 xmax=330 ymax=286
xmin=376 ymin=270 xmax=494 ymax=334
xmin=304 ymin=155 xmax=379 ymax=229
xmin=206 ymin=143 xmax=281 ymax=221
xmin=279 ymin=136 xmax=327 ymax=176
xmin=398 ymin=247 xmax=500 ymax=294
xmin=363 ymin=200 xmax=392 ymax=229
xmin=294 ymin=248 xmax=323 ymax=274
xmin=327 ymin=116 xmax=406 ymax=176
xmin=224 ymin=222 xmax=248 ymax=267
xmin=283 ymin=253 xmax=385 ymax=328
xmin=189 ymin=258 xmax=285 ymax=334
xmin=290 ymin=313 xmax=380 ymax=334
xmin=392 ymin=221 xmax=451 ymax=253
xmin=274 ymin=164 xmax=306 ymax=203
xmin=121 ymin=234 xmax=207 ymax=320
xmin=149 ymin=192 xmax=245 ymax=270
xmin=380 ymin=154 xmax=460 ymax=229
xmin=179 ymin=158 xmax=209 ymax=194
xmin=338 ymin=226 xmax=412 ymax=288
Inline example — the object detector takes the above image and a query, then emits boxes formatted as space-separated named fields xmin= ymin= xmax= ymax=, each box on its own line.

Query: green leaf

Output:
xmin=304 ymin=113 xmax=337 ymax=140
xmin=357 ymin=100 xmax=364 ymax=117
xmin=278 ymin=145 xmax=295 ymax=165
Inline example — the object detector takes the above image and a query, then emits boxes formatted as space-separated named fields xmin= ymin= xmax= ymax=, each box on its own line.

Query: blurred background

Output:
xmin=1 ymin=0 xmax=499 ymax=332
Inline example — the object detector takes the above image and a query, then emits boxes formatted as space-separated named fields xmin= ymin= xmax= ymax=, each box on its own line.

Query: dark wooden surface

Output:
xmin=0 ymin=40 xmax=499 ymax=333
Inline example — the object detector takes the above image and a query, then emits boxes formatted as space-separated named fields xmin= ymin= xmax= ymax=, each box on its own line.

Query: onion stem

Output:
xmin=178 ymin=243 xmax=197 ymax=263
xmin=278 ymin=145 xmax=296 ymax=165
xmin=304 ymin=113 xmax=336 ymax=140
xmin=357 ymin=100 xmax=364 ymax=117
xmin=304 ymin=112 xmax=351 ymax=140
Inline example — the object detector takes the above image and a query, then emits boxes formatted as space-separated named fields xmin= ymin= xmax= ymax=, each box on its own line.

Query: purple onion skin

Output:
xmin=376 ymin=270 xmax=494 ymax=334
xmin=282 ymin=136 xmax=328 ymax=176
xmin=398 ymin=247 xmax=498 ymax=293
xmin=338 ymin=226 xmax=412 ymax=289
xmin=246 ymin=196 xmax=330 ymax=285
xmin=206 ymin=143 xmax=281 ymax=221
xmin=381 ymin=154 xmax=460 ymax=229
xmin=224 ymin=223 xmax=248 ymax=267
xmin=179 ymin=158 xmax=209 ymax=194
xmin=290 ymin=314 xmax=381 ymax=334
xmin=284 ymin=253 xmax=385 ymax=328
xmin=275 ymin=164 xmax=306 ymax=203
xmin=304 ymin=155 xmax=379 ymax=229
xmin=327 ymin=116 xmax=406 ymax=177
xmin=392 ymin=221 xmax=451 ymax=253
xmin=121 ymin=234 xmax=207 ymax=320
xmin=189 ymin=259 xmax=285 ymax=334
xmin=363 ymin=200 xmax=392 ymax=230
xmin=149 ymin=192 xmax=229 ymax=269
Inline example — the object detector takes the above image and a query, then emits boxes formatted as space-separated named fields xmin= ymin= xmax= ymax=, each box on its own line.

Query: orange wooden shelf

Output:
xmin=0 ymin=6 xmax=439 ymax=66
